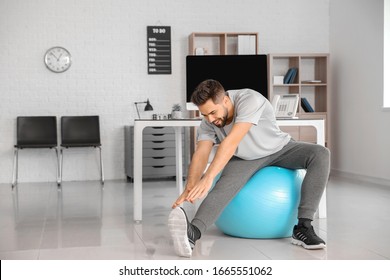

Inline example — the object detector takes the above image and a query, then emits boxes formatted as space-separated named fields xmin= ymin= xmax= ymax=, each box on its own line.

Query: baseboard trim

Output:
xmin=331 ymin=169 xmax=390 ymax=187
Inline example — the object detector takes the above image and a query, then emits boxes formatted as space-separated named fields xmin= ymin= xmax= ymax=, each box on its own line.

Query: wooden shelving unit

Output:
xmin=188 ymin=32 xmax=259 ymax=55
xmin=268 ymin=53 xmax=330 ymax=147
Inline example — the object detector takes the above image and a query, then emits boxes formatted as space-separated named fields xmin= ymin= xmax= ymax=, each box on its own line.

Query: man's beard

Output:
xmin=212 ymin=106 xmax=228 ymax=128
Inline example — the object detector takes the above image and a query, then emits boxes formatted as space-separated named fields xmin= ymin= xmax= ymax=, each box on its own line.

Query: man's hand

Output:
xmin=186 ymin=175 xmax=214 ymax=203
xmin=172 ymin=140 xmax=213 ymax=208
xmin=172 ymin=175 xmax=214 ymax=208
xmin=172 ymin=188 xmax=191 ymax=208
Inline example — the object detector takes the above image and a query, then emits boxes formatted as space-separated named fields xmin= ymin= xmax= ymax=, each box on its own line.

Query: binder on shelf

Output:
xmin=301 ymin=97 xmax=315 ymax=112
xmin=283 ymin=68 xmax=298 ymax=84
xmin=283 ymin=68 xmax=294 ymax=84
xmin=289 ymin=68 xmax=298 ymax=84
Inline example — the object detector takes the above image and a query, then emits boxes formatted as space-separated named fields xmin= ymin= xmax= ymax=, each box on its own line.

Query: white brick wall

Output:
xmin=0 ymin=0 xmax=329 ymax=183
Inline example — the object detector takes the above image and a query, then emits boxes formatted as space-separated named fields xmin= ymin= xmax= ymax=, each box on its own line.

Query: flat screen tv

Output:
xmin=186 ymin=54 xmax=268 ymax=110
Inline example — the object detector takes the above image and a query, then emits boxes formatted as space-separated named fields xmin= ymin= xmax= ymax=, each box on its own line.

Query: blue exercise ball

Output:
xmin=215 ymin=166 xmax=305 ymax=239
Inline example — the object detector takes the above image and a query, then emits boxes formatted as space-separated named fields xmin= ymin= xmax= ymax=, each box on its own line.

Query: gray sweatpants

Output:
xmin=191 ymin=140 xmax=330 ymax=235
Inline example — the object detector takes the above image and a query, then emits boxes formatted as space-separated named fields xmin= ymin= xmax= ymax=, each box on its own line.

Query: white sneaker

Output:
xmin=168 ymin=207 xmax=197 ymax=258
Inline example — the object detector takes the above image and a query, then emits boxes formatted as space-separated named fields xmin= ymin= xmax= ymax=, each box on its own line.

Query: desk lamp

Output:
xmin=134 ymin=99 xmax=154 ymax=119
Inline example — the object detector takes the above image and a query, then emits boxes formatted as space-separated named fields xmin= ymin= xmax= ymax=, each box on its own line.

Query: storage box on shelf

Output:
xmin=268 ymin=53 xmax=330 ymax=148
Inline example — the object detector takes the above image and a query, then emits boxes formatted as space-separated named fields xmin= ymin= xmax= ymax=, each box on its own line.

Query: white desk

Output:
xmin=133 ymin=118 xmax=326 ymax=222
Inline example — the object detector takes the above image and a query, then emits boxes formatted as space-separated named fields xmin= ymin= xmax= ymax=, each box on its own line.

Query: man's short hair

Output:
xmin=191 ymin=79 xmax=227 ymax=106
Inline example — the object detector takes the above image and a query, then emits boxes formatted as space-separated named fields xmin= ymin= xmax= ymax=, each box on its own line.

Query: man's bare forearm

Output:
xmin=186 ymin=148 xmax=210 ymax=188
xmin=202 ymin=139 xmax=236 ymax=181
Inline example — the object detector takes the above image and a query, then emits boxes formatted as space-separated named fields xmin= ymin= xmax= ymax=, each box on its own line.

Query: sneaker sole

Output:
xmin=291 ymin=237 xmax=326 ymax=250
xmin=168 ymin=207 xmax=192 ymax=257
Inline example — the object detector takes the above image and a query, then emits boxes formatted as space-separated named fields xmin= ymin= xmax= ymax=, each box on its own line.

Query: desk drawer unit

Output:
xmin=125 ymin=126 xmax=186 ymax=180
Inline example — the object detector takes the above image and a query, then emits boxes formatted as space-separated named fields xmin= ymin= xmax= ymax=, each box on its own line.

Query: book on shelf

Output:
xmin=302 ymin=80 xmax=322 ymax=84
xmin=283 ymin=68 xmax=298 ymax=84
xmin=301 ymin=97 xmax=315 ymax=112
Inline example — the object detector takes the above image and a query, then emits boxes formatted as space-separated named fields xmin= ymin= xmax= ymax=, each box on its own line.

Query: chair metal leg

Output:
xmin=54 ymin=147 xmax=61 ymax=188
xmin=98 ymin=146 xmax=104 ymax=184
xmin=59 ymin=148 xmax=64 ymax=186
xmin=11 ymin=148 xmax=18 ymax=189
xmin=11 ymin=147 xmax=61 ymax=188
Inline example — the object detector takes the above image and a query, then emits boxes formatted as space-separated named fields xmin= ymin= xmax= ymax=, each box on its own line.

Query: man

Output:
xmin=168 ymin=79 xmax=330 ymax=257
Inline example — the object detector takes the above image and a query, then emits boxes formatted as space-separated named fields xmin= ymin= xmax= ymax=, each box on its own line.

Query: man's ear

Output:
xmin=222 ymin=95 xmax=229 ymax=105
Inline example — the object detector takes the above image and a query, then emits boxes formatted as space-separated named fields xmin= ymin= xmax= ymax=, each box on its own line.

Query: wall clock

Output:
xmin=44 ymin=46 xmax=72 ymax=73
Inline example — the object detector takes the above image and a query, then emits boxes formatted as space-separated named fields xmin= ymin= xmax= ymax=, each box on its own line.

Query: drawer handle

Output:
xmin=152 ymin=166 xmax=165 ymax=168
xmin=152 ymin=148 xmax=165 ymax=150
xmin=152 ymin=157 xmax=165 ymax=159
xmin=152 ymin=141 xmax=165 ymax=143
xmin=152 ymin=127 xmax=164 ymax=129
xmin=152 ymin=134 xmax=164 ymax=136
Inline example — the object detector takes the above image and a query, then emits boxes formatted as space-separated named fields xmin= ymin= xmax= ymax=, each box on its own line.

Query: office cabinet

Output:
xmin=125 ymin=126 xmax=185 ymax=181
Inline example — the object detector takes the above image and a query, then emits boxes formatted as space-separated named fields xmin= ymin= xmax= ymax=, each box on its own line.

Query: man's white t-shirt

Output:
xmin=196 ymin=88 xmax=291 ymax=160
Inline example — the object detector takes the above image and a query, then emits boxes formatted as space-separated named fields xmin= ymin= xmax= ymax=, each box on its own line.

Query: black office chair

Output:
xmin=12 ymin=116 xmax=60 ymax=188
xmin=59 ymin=116 xmax=104 ymax=185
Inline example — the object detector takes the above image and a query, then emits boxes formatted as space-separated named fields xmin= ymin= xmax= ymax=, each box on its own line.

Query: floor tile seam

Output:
xmin=362 ymin=246 xmax=390 ymax=260
xmin=250 ymin=243 xmax=272 ymax=260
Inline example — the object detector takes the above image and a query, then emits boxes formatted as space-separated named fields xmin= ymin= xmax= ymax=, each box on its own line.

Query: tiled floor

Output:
xmin=0 ymin=175 xmax=389 ymax=260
